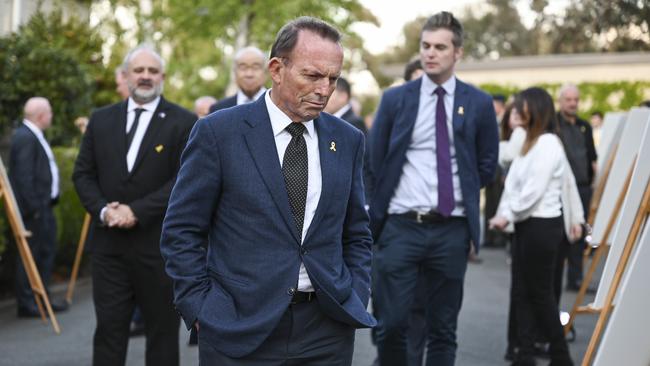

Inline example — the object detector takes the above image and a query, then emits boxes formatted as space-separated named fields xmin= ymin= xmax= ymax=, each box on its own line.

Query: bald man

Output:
xmin=209 ymin=46 xmax=267 ymax=112
xmin=9 ymin=97 xmax=68 ymax=317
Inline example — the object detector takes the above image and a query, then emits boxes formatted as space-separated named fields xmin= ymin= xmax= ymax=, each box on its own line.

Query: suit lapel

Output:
xmin=116 ymin=101 xmax=129 ymax=175
xmin=128 ymin=97 xmax=168 ymax=176
xmin=303 ymin=116 xmax=339 ymax=244
xmin=452 ymin=79 xmax=468 ymax=134
xmin=386 ymin=79 xmax=421 ymax=159
xmin=243 ymin=98 xmax=301 ymax=244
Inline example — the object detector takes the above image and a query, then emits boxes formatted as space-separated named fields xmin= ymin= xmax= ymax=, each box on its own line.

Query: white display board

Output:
xmin=593 ymin=119 xmax=650 ymax=309
xmin=593 ymin=221 xmax=650 ymax=366
xmin=591 ymin=108 xmax=650 ymax=244
xmin=596 ymin=112 xmax=626 ymax=176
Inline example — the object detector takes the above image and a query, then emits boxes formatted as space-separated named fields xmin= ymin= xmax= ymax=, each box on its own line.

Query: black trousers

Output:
xmin=91 ymin=248 xmax=180 ymax=366
xmin=512 ymin=217 xmax=572 ymax=363
xmin=15 ymin=207 xmax=57 ymax=311
xmin=198 ymin=298 xmax=355 ymax=365
xmin=566 ymin=185 xmax=592 ymax=286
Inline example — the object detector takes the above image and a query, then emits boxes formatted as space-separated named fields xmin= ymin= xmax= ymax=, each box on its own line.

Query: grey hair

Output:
xmin=234 ymin=46 xmax=267 ymax=65
xmin=558 ymin=83 xmax=580 ymax=98
xmin=270 ymin=16 xmax=341 ymax=60
xmin=121 ymin=43 xmax=166 ymax=72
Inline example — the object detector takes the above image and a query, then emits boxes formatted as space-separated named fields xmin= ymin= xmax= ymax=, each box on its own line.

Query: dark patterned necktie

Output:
xmin=126 ymin=108 xmax=145 ymax=151
xmin=282 ymin=122 xmax=308 ymax=236
xmin=434 ymin=87 xmax=454 ymax=217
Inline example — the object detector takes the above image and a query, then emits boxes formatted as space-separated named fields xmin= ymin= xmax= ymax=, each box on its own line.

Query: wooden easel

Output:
xmin=564 ymin=160 xmax=635 ymax=334
xmin=587 ymin=143 xmax=618 ymax=225
xmin=582 ymin=180 xmax=650 ymax=365
xmin=65 ymin=213 xmax=90 ymax=303
xmin=0 ymin=159 xmax=60 ymax=333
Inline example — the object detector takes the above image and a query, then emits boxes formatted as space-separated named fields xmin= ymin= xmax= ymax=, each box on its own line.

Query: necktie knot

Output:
xmin=286 ymin=122 xmax=306 ymax=138
xmin=434 ymin=86 xmax=445 ymax=97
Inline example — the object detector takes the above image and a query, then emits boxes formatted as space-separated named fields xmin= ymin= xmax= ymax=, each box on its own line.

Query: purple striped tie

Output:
xmin=434 ymin=87 xmax=454 ymax=217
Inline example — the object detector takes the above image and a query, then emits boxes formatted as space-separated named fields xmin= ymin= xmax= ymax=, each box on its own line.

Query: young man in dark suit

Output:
xmin=324 ymin=77 xmax=367 ymax=134
xmin=368 ymin=12 xmax=499 ymax=366
xmin=9 ymin=97 xmax=68 ymax=317
xmin=73 ymin=45 xmax=196 ymax=366
xmin=209 ymin=46 xmax=267 ymax=113
xmin=161 ymin=17 xmax=375 ymax=366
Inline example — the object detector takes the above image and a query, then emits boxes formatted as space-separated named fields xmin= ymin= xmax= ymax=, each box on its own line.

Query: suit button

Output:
xmin=287 ymin=287 xmax=295 ymax=296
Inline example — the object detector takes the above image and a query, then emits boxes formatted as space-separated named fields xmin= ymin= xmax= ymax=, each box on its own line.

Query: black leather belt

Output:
xmin=291 ymin=291 xmax=315 ymax=304
xmin=397 ymin=210 xmax=448 ymax=224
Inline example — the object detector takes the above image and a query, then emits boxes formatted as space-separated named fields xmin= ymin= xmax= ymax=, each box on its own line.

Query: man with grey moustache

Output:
xmin=73 ymin=44 xmax=196 ymax=366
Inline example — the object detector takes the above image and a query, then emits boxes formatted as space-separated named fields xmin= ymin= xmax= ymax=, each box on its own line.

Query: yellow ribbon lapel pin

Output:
xmin=330 ymin=142 xmax=336 ymax=152
xmin=155 ymin=144 xmax=164 ymax=153
xmin=458 ymin=106 xmax=464 ymax=116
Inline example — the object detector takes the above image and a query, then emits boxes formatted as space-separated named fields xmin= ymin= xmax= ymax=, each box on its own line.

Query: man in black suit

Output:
xmin=73 ymin=44 xmax=196 ymax=366
xmin=209 ymin=46 xmax=267 ymax=113
xmin=9 ymin=97 xmax=68 ymax=317
xmin=324 ymin=77 xmax=367 ymax=134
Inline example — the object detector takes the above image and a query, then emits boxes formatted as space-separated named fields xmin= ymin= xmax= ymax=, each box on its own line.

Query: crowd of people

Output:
xmin=8 ymin=9 xmax=629 ymax=366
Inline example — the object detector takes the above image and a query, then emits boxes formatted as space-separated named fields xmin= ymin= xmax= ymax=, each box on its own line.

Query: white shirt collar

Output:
xmin=237 ymin=87 xmax=267 ymax=105
xmin=127 ymin=96 xmax=161 ymax=113
xmin=333 ymin=104 xmax=352 ymax=118
xmin=421 ymin=74 xmax=456 ymax=97
xmin=22 ymin=119 xmax=44 ymax=138
xmin=265 ymin=89 xmax=315 ymax=139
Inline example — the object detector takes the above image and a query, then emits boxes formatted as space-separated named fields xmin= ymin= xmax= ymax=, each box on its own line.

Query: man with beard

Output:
xmin=73 ymin=44 xmax=196 ymax=366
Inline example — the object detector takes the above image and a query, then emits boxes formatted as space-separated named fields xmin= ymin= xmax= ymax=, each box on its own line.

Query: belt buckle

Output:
xmin=416 ymin=211 xmax=423 ymax=224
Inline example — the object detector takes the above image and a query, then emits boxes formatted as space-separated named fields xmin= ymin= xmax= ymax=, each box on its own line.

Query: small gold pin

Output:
xmin=330 ymin=142 xmax=336 ymax=152
xmin=155 ymin=144 xmax=164 ymax=153
xmin=458 ymin=106 xmax=464 ymax=115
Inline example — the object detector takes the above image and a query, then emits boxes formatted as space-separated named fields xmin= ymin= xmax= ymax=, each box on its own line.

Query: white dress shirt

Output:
xmin=23 ymin=119 xmax=59 ymax=199
xmin=237 ymin=87 xmax=267 ymax=105
xmin=126 ymin=96 xmax=161 ymax=172
xmin=333 ymin=104 xmax=352 ymax=119
xmin=498 ymin=133 xmax=564 ymax=223
xmin=265 ymin=90 xmax=321 ymax=292
xmin=388 ymin=75 xmax=465 ymax=216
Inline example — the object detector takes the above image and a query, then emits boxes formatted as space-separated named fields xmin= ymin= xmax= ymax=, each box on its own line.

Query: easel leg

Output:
xmin=66 ymin=214 xmax=90 ymax=304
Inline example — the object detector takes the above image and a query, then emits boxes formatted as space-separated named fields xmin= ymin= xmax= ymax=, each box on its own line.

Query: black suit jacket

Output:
xmin=340 ymin=109 xmax=367 ymax=135
xmin=208 ymin=95 xmax=237 ymax=114
xmin=9 ymin=124 xmax=53 ymax=220
xmin=72 ymin=97 xmax=196 ymax=255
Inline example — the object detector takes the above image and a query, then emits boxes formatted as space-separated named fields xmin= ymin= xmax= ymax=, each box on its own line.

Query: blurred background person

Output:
xmin=491 ymin=87 xmax=583 ymax=366
xmin=194 ymin=96 xmax=217 ymax=118
xmin=115 ymin=66 xmax=130 ymax=100
xmin=324 ymin=77 xmax=367 ymax=133
xmin=589 ymin=111 xmax=603 ymax=148
xmin=10 ymin=96 xmax=69 ymax=318
xmin=556 ymin=84 xmax=596 ymax=292
xmin=492 ymin=94 xmax=506 ymax=124
xmin=210 ymin=46 xmax=267 ymax=112
xmin=403 ymin=59 xmax=424 ymax=81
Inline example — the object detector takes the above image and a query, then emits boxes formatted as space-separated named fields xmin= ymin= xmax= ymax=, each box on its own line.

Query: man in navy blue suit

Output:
xmin=161 ymin=16 xmax=375 ymax=365
xmin=209 ymin=46 xmax=267 ymax=113
xmin=368 ymin=12 xmax=499 ymax=366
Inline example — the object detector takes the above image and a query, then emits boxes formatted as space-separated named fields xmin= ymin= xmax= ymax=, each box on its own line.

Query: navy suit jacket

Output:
xmin=368 ymin=77 xmax=498 ymax=253
xmin=9 ymin=124 xmax=53 ymax=220
xmin=160 ymin=96 xmax=375 ymax=357
xmin=208 ymin=95 xmax=237 ymax=114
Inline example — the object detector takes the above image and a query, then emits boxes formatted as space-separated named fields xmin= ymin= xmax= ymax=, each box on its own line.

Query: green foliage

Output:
xmin=478 ymin=81 xmax=650 ymax=117
xmin=0 ymin=9 xmax=100 ymax=146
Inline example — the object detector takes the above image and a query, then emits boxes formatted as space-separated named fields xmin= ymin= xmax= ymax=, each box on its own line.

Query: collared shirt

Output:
xmin=265 ymin=90 xmax=321 ymax=292
xmin=126 ymin=96 xmax=161 ymax=172
xmin=237 ymin=87 xmax=267 ymax=106
xmin=557 ymin=113 xmax=590 ymax=186
xmin=23 ymin=119 xmax=59 ymax=199
xmin=388 ymin=75 xmax=465 ymax=216
xmin=333 ymin=103 xmax=352 ymax=119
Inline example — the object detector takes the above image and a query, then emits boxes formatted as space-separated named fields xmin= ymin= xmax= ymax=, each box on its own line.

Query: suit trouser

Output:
xmin=91 ymin=248 xmax=180 ymax=366
xmin=198 ymin=298 xmax=355 ymax=366
xmin=512 ymin=217 xmax=571 ymax=363
xmin=566 ymin=185 xmax=592 ymax=286
xmin=375 ymin=215 xmax=469 ymax=366
xmin=15 ymin=207 xmax=56 ymax=311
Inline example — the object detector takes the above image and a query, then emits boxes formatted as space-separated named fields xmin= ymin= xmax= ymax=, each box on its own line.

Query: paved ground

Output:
xmin=0 ymin=247 xmax=600 ymax=366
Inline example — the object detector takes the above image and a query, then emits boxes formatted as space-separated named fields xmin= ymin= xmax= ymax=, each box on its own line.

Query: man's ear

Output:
xmin=454 ymin=46 xmax=464 ymax=62
xmin=268 ymin=57 xmax=284 ymax=84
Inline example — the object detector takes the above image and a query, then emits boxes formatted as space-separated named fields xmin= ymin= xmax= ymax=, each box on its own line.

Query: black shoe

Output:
xmin=534 ymin=342 xmax=550 ymax=359
xmin=129 ymin=321 xmax=145 ymax=337
xmin=17 ymin=307 xmax=41 ymax=318
xmin=50 ymin=299 xmax=69 ymax=312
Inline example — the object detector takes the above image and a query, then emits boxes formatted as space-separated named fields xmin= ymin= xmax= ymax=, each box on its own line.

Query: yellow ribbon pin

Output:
xmin=155 ymin=144 xmax=164 ymax=153
xmin=458 ymin=106 xmax=464 ymax=115
xmin=330 ymin=142 xmax=336 ymax=152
